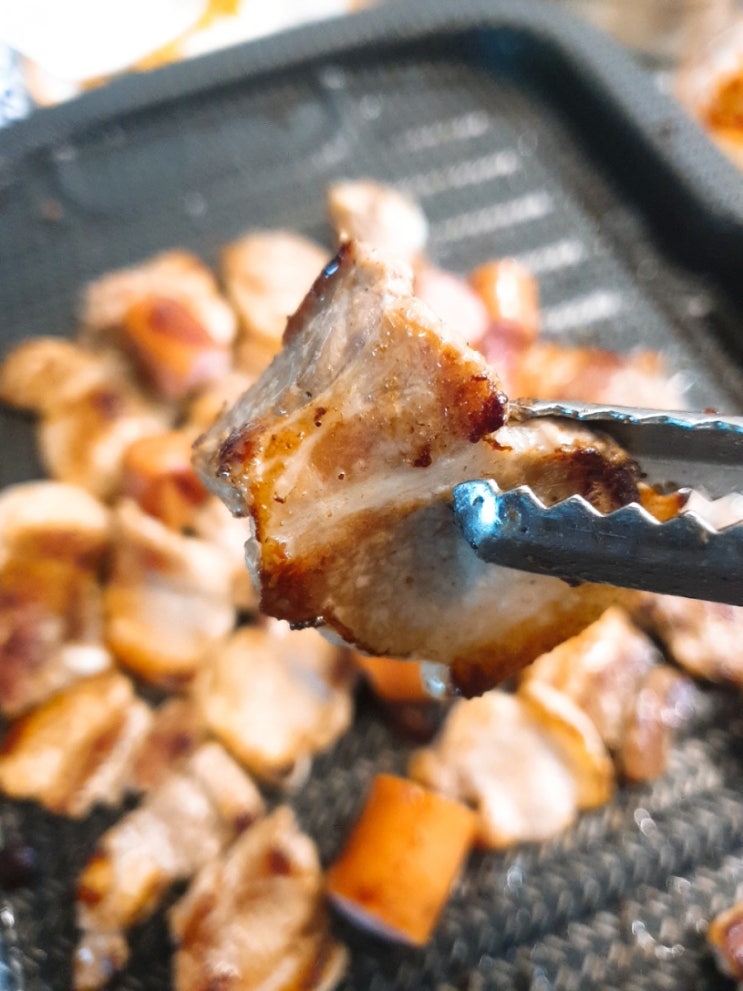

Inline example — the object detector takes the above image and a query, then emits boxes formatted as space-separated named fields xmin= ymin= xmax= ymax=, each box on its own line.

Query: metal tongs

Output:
xmin=453 ymin=399 xmax=743 ymax=605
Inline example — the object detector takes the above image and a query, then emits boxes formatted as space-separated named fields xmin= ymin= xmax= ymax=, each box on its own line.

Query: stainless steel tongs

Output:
xmin=453 ymin=399 xmax=743 ymax=605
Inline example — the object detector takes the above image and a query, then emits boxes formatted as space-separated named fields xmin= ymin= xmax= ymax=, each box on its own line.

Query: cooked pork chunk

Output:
xmin=104 ymin=500 xmax=236 ymax=686
xmin=127 ymin=696 xmax=206 ymax=793
xmin=196 ymin=620 xmax=353 ymax=786
xmin=194 ymin=242 xmax=639 ymax=692
xmin=0 ymin=671 xmax=151 ymax=817
xmin=327 ymin=179 xmax=428 ymax=268
xmin=409 ymin=687 xmax=613 ymax=848
xmin=74 ymin=743 xmax=263 ymax=991
xmin=633 ymin=593 xmax=743 ymax=684
xmin=170 ymin=805 xmax=347 ymax=991
xmin=707 ymin=902 xmax=743 ymax=982
xmin=0 ymin=339 xmax=170 ymax=499
xmin=221 ymin=230 xmax=329 ymax=376
xmin=80 ymin=250 xmax=237 ymax=349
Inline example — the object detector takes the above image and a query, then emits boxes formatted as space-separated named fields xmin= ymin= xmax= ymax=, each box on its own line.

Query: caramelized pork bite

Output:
xmin=327 ymin=179 xmax=428 ymax=268
xmin=74 ymin=743 xmax=264 ymax=991
xmin=0 ymin=482 xmax=113 ymax=715
xmin=170 ymin=805 xmax=347 ymax=991
xmin=196 ymin=620 xmax=353 ymax=787
xmin=0 ymin=339 xmax=170 ymax=499
xmin=194 ymin=241 xmax=639 ymax=691
xmin=221 ymin=230 xmax=329 ymax=376
xmin=104 ymin=501 xmax=235 ymax=686
xmin=409 ymin=688 xmax=613 ymax=848
xmin=80 ymin=250 xmax=236 ymax=348
xmin=0 ymin=671 xmax=151 ymax=817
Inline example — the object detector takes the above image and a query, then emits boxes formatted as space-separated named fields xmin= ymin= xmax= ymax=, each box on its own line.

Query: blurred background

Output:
xmin=1 ymin=0 xmax=743 ymax=138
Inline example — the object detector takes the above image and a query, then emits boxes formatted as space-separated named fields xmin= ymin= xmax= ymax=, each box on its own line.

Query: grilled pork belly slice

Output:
xmin=327 ymin=179 xmax=428 ymax=268
xmin=127 ymin=696 xmax=206 ymax=793
xmin=0 ymin=339 xmax=170 ymax=499
xmin=104 ymin=501 xmax=236 ymax=687
xmin=409 ymin=687 xmax=613 ymax=848
xmin=74 ymin=742 xmax=264 ymax=991
xmin=196 ymin=620 xmax=353 ymax=787
xmin=80 ymin=250 xmax=237 ymax=350
xmin=194 ymin=241 xmax=639 ymax=692
xmin=633 ymin=593 xmax=743 ymax=685
xmin=521 ymin=607 xmax=694 ymax=780
xmin=0 ymin=481 xmax=115 ymax=715
xmin=170 ymin=805 xmax=347 ymax=991
xmin=0 ymin=671 xmax=151 ymax=817
xmin=221 ymin=230 xmax=329 ymax=377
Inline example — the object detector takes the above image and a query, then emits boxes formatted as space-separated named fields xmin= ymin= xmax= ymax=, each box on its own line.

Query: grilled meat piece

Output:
xmin=195 ymin=242 xmax=639 ymax=692
xmin=196 ymin=620 xmax=353 ymax=787
xmin=74 ymin=743 xmax=264 ymax=991
xmin=170 ymin=805 xmax=347 ymax=991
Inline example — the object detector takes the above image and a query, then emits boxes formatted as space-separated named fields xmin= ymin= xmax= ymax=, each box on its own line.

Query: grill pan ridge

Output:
xmin=2 ymin=1 xmax=743 ymax=988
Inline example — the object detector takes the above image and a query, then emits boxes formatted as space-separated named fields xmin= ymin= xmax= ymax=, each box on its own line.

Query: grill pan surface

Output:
xmin=3 ymin=1 xmax=743 ymax=988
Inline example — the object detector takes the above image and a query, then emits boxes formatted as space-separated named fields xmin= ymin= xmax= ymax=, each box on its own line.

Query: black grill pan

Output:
xmin=3 ymin=1 xmax=743 ymax=988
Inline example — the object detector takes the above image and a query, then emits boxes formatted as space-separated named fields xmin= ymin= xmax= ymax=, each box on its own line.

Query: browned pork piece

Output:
xmin=127 ymin=696 xmax=206 ymax=793
xmin=0 ymin=481 xmax=113 ymax=715
xmin=196 ymin=620 xmax=353 ymax=787
xmin=74 ymin=742 xmax=264 ymax=991
xmin=0 ymin=338 xmax=170 ymax=499
xmin=521 ymin=607 xmax=694 ymax=781
xmin=633 ymin=593 xmax=743 ymax=685
xmin=327 ymin=179 xmax=428 ymax=268
xmin=194 ymin=241 xmax=639 ymax=692
xmin=0 ymin=671 xmax=152 ymax=817
xmin=79 ymin=251 xmax=237 ymax=400
xmin=169 ymin=805 xmax=348 ymax=991
xmin=408 ymin=685 xmax=613 ymax=848
xmin=221 ymin=230 xmax=329 ymax=377
xmin=104 ymin=500 xmax=236 ymax=686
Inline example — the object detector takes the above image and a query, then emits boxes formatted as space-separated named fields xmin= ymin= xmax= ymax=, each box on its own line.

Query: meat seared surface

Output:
xmin=194 ymin=242 xmax=639 ymax=692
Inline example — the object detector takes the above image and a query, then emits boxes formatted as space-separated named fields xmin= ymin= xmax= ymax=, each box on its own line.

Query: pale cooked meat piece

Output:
xmin=121 ymin=428 xmax=209 ymax=531
xmin=0 ymin=482 xmax=113 ymax=715
xmin=0 ymin=338 xmax=171 ymax=500
xmin=408 ymin=688 xmax=612 ymax=848
xmin=127 ymin=696 xmax=206 ymax=793
xmin=522 ymin=607 xmax=693 ymax=780
xmin=620 ymin=665 xmax=695 ymax=781
xmin=327 ymin=179 xmax=428 ymax=268
xmin=221 ymin=230 xmax=329 ymax=376
xmin=194 ymin=241 xmax=639 ymax=692
xmin=414 ymin=266 xmax=489 ymax=348
xmin=633 ymin=593 xmax=743 ymax=684
xmin=196 ymin=620 xmax=353 ymax=787
xmin=479 ymin=335 xmax=686 ymax=410
xmin=80 ymin=250 xmax=237 ymax=348
xmin=74 ymin=742 xmax=264 ymax=991
xmin=170 ymin=805 xmax=348 ymax=991
xmin=104 ymin=500 xmax=236 ymax=686
xmin=0 ymin=671 xmax=151 ymax=817
xmin=521 ymin=607 xmax=663 ymax=752
xmin=190 ymin=496 xmax=259 ymax=612
xmin=185 ymin=370 xmax=256 ymax=431
xmin=469 ymin=257 xmax=541 ymax=346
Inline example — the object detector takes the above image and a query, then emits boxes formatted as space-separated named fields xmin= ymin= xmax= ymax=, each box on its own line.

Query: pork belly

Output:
xmin=221 ymin=230 xmax=329 ymax=377
xmin=409 ymin=687 xmax=613 ymax=848
xmin=127 ymin=696 xmax=206 ymax=793
xmin=327 ymin=179 xmax=428 ymax=268
xmin=633 ymin=593 xmax=743 ymax=685
xmin=196 ymin=620 xmax=353 ymax=787
xmin=521 ymin=607 xmax=694 ymax=780
xmin=74 ymin=742 xmax=264 ymax=991
xmin=104 ymin=500 xmax=236 ymax=686
xmin=0 ymin=671 xmax=151 ymax=817
xmin=0 ymin=481 xmax=113 ymax=714
xmin=0 ymin=339 xmax=170 ymax=499
xmin=170 ymin=805 xmax=347 ymax=991
xmin=194 ymin=241 xmax=639 ymax=691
